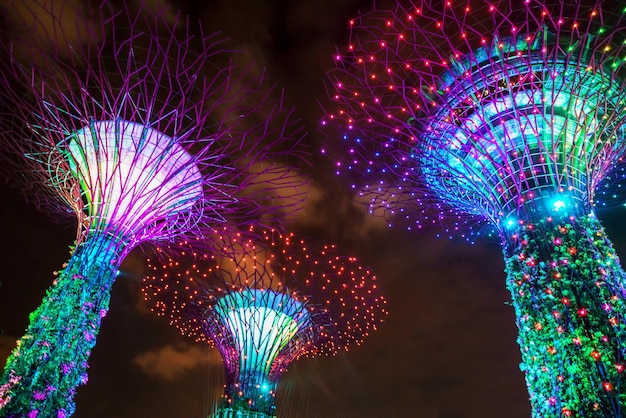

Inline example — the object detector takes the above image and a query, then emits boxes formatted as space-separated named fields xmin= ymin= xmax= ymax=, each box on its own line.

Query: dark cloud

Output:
xmin=133 ymin=343 xmax=218 ymax=380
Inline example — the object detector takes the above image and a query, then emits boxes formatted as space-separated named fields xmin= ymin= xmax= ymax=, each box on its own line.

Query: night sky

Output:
xmin=2 ymin=0 xmax=626 ymax=417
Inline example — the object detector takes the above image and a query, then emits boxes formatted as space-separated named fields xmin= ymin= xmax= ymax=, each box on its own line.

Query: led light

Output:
xmin=552 ymin=199 xmax=566 ymax=211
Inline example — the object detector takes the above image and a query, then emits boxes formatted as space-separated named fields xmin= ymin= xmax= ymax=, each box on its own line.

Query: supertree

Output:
xmin=142 ymin=225 xmax=387 ymax=418
xmin=0 ymin=2 xmax=308 ymax=416
xmin=323 ymin=0 xmax=626 ymax=416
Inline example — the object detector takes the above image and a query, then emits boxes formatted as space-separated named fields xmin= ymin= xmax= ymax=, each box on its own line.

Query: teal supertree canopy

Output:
xmin=0 ymin=2 xmax=308 ymax=417
xmin=142 ymin=226 xmax=387 ymax=417
xmin=324 ymin=1 xmax=626 ymax=416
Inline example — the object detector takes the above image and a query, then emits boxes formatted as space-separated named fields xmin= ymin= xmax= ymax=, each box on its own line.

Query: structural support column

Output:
xmin=0 ymin=233 xmax=124 ymax=417
xmin=503 ymin=213 xmax=626 ymax=416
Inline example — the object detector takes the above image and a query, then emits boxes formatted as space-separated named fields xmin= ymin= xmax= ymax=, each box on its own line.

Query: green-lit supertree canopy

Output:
xmin=324 ymin=1 xmax=626 ymax=415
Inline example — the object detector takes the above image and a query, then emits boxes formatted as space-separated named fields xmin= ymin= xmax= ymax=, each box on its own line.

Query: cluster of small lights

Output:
xmin=143 ymin=225 xmax=387 ymax=357
xmin=323 ymin=1 xmax=626 ymax=416
xmin=142 ymin=225 xmax=386 ymax=415
xmin=504 ymin=213 xmax=626 ymax=414
xmin=323 ymin=0 xmax=626 ymax=240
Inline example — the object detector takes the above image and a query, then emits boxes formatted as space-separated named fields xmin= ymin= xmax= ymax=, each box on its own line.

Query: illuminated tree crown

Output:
xmin=143 ymin=226 xmax=387 ymax=417
xmin=324 ymin=0 xmax=626 ymax=239
xmin=324 ymin=1 xmax=626 ymax=416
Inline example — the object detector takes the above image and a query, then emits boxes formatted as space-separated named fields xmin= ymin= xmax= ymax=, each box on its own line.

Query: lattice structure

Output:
xmin=143 ymin=226 xmax=386 ymax=417
xmin=324 ymin=1 xmax=626 ymax=416
xmin=0 ymin=2 xmax=307 ymax=416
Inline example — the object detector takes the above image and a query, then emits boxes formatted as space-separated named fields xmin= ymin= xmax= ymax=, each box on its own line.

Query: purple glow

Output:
xmin=67 ymin=119 xmax=203 ymax=241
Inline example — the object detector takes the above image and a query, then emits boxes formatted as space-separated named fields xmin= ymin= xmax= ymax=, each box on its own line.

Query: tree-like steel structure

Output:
xmin=324 ymin=1 xmax=626 ymax=416
xmin=0 ymin=2 xmax=307 ymax=417
xmin=143 ymin=226 xmax=386 ymax=417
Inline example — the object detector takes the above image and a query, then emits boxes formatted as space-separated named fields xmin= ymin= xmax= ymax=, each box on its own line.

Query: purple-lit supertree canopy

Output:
xmin=142 ymin=226 xmax=387 ymax=417
xmin=324 ymin=1 xmax=626 ymax=416
xmin=0 ymin=2 xmax=307 ymax=416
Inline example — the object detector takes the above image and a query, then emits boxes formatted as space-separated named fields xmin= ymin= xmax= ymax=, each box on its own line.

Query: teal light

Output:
xmin=552 ymin=199 xmax=566 ymax=211
xmin=503 ymin=213 xmax=626 ymax=414
xmin=210 ymin=289 xmax=312 ymax=417
xmin=420 ymin=34 xmax=626 ymax=414
xmin=0 ymin=233 xmax=122 ymax=417
xmin=219 ymin=303 xmax=302 ymax=377
xmin=505 ymin=217 xmax=517 ymax=229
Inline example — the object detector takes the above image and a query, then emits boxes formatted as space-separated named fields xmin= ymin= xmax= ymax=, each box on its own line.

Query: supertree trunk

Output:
xmin=0 ymin=233 xmax=126 ymax=417
xmin=216 ymin=370 xmax=279 ymax=418
xmin=504 ymin=213 xmax=626 ymax=416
